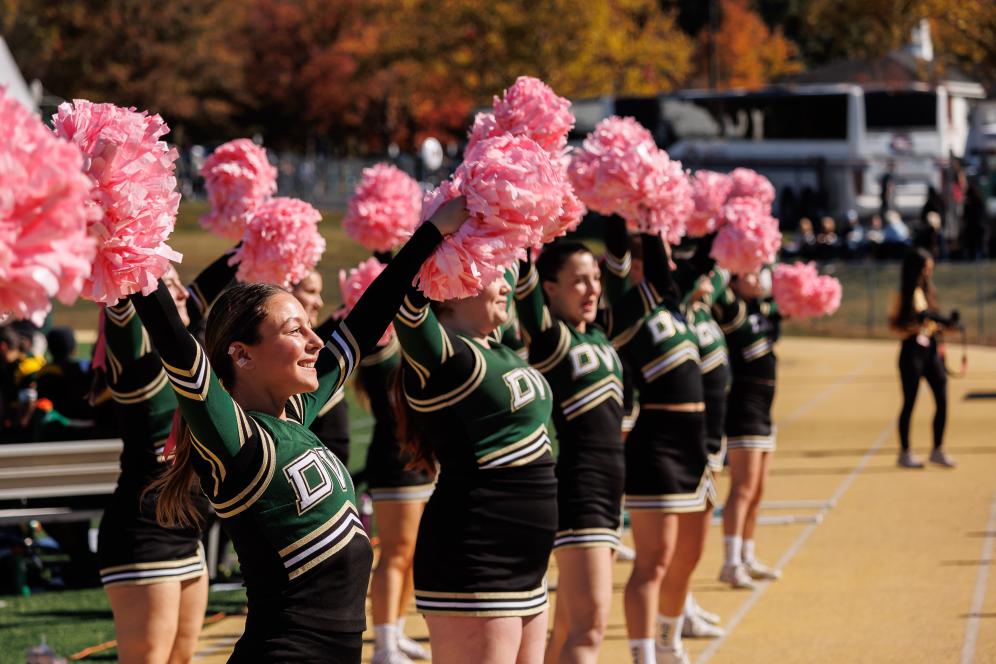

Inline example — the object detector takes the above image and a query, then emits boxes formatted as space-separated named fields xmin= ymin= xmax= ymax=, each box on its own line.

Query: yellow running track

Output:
xmin=193 ymin=337 xmax=996 ymax=663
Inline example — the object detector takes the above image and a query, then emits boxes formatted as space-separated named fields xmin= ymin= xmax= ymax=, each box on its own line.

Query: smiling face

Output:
xmin=443 ymin=277 xmax=510 ymax=337
xmin=542 ymin=250 xmax=601 ymax=328
xmin=290 ymin=271 xmax=324 ymax=327
xmin=732 ymin=272 xmax=766 ymax=300
xmin=230 ymin=292 xmax=324 ymax=396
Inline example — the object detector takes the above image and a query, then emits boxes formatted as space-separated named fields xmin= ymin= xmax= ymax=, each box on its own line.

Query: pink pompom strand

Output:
xmin=0 ymin=91 xmax=96 ymax=325
xmin=338 ymin=257 xmax=393 ymax=345
xmin=231 ymin=197 xmax=325 ymax=288
xmin=417 ymin=134 xmax=571 ymax=300
xmin=491 ymin=76 xmax=574 ymax=155
xmin=710 ymin=197 xmax=782 ymax=275
xmin=52 ymin=99 xmax=182 ymax=305
xmin=342 ymin=164 xmax=422 ymax=252
xmin=687 ymin=170 xmax=734 ymax=237
xmin=200 ymin=139 xmax=277 ymax=240
xmin=772 ymin=262 xmax=842 ymax=318
xmin=728 ymin=168 xmax=776 ymax=209
xmin=569 ymin=116 xmax=689 ymax=241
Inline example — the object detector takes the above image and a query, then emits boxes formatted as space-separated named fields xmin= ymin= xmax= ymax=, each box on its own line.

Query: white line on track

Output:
xmin=777 ymin=363 xmax=866 ymax=428
xmin=696 ymin=421 xmax=893 ymax=664
xmin=960 ymin=491 xmax=996 ymax=664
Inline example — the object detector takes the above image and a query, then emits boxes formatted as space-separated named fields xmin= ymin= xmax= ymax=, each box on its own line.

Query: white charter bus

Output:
xmin=571 ymin=84 xmax=984 ymax=221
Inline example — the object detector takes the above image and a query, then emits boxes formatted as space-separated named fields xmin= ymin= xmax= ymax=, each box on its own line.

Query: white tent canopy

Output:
xmin=0 ymin=36 xmax=37 ymax=113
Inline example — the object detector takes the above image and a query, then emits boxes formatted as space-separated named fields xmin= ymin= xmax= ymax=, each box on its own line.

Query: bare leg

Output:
xmin=624 ymin=511 xmax=678 ymax=639
xmin=168 ymin=574 xmax=208 ymax=664
xmin=659 ymin=510 xmax=708 ymax=617
xmin=426 ymin=615 xmax=524 ymax=664
xmin=546 ymin=547 xmax=614 ymax=663
xmin=371 ymin=501 xmax=424 ymax=626
xmin=106 ymin=581 xmax=182 ymax=664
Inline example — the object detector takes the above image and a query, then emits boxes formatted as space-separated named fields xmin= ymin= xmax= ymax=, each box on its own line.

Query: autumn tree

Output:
xmin=1 ymin=0 xmax=247 ymax=142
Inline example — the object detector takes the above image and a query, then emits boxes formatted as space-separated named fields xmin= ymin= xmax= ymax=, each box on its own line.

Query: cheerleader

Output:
xmin=358 ymin=254 xmax=434 ymax=664
xmin=289 ymin=271 xmax=352 ymax=466
xmin=711 ymin=270 xmax=781 ymax=589
xmin=129 ymin=199 xmax=465 ymax=662
xmin=514 ymin=243 xmax=623 ymax=664
xmin=393 ymin=273 xmax=557 ymax=664
xmin=97 ymin=252 xmax=233 ymax=664
xmin=609 ymin=233 xmax=711 ymax=664
xmin=889 ymin=248 xmax=958 ymax=468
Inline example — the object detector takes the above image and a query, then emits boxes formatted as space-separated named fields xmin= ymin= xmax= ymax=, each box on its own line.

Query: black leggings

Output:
xmin=897 ymin=339 xmax=948 ymax=451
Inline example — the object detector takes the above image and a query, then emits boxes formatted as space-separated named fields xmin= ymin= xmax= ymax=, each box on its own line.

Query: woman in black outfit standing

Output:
xmin=889 ymin=248 xmax=959 ymax=468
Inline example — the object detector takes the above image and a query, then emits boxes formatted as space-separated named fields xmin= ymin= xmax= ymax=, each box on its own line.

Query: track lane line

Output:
xmin=960 ymin=491 xmax=996 ymax=664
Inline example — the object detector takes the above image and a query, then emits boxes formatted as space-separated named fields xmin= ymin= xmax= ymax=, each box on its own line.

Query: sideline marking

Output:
xmin=960 ymin=491 xmax=996 ymax=664
xmin=696 ymin=422 xmax=892 ymax=664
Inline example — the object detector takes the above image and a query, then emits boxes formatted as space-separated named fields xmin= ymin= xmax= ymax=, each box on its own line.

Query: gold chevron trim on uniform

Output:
xmin=190 ymin=432 xmax=225 ymax=496
xmin=561 ymin=375 xmax=624 ymax=421
xmin=531 ymin=324 xmax=570 ymax=373
xmin=110 ymin=370 xmax=170 ymax=405
xmin=700 ymin=347 xmax=729 ymax=373
xmin=105 ymin=302 xmax=136 ymax=326
xmin=279 ymin=502 xmax=354 ymax=558
xmin=284 ymin=394 xmax=304 ymax=424
xmin=402 ymin=351 xmax=431 ymax=389
xmin=415 ymin=583 xmax=547 ymax=600
xmin=641 ymin=340 xmax=700 ymax=381
xmin=316 ymin=387 xmax=346 ymax=417
xmin=719 ymin=300 xmax=747 ymax=334
xmin=604 ymin=250 xmax=631 ymax=277
xmin=397 ymin=296 xmax=429 ymax=328
xmin=405 ymin=340 xmax=486 ymax=412
xmin=337 ymin=322 xmax=361 ymax=368
xmin=99 ymin=552 xmax=203 ymax=575
xmin=187 ymin=282 xmax=208 ymax=317
xmin=611 ymin=319 xmax=643 ymax=349
xmin=213 ymin=425 xmax=276 ymax=517
xmin=743 ymin=338 xmax=773 ymax=361
xmin=478 ymin=424 xmax=550 ymax=468
xmin=161 ymin=343 xmax=203 ymax=378
xmin=514 ymin=264 xmax=539 ymax=299
xmin=360 ymin=336 xmax=400 ymax=366
xmin=233 ymin=404 xmax=254 ymax=447
xmin=287 ymin=524 xmax=367 ymax=580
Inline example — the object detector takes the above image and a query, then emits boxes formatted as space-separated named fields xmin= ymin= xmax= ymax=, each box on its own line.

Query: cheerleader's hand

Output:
xmin=427 ymin=195 xmax=468 ymax=236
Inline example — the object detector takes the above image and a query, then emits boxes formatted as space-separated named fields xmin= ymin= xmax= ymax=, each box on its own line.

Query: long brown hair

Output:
xmin=146 ymin=282 xmax=284 ymax=528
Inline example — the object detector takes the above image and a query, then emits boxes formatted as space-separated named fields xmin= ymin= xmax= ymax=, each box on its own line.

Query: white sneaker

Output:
xmin=372 ymin=649 xmax=413 ymax=664
xmin=929 ymin=448 xmax=956 ymax=468
xmin=686 ymin=595 xmax=721 ymax=625
xmin=616 ymin=544 xmax=636 ymax=561
xmin=744 ymin=559 xmax=781 ymax=581
xmin=897 ymin=450 xmax=925 ymax=468
xmin=719 ymin=563 xmax=756 ymax=589
xmin=682 ymin=611 xmax=725 ymax=638
xmin=397 ymin=634 xmax=429 ymax=660
xmin=655 ymin=645 xmax=691 ymax=664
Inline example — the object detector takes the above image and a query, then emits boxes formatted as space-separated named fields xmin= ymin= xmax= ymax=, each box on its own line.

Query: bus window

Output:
xmin=865 ymin=91 xmax=937 ymax=130
xmin=674 ymin=93 xmax=849 ymax=141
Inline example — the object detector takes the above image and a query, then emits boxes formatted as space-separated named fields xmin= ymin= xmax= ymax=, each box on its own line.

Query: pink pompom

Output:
xmin=687 ymin=171 xmax=734 ymax=237
xmin=52 ymin=99 xmax=182 ymax=305
xmin=710 ymin=197 xmax=782 ymax=275
xmin=342 ymin=164 xmax=422 ymax=252
xmin=231 ymin=197 xmax=325 ymax=288
xmin=569 ymin=116 xmax=689 ymax=240
xmin=200 ymin=139 xmax=277 ymax=240
xmin=728 ymin=168 xmax=775 ymax=209
xmin=772 ymin=262 xmax=842 ymax=318
xmin=417 ymin=134 xmax=571 ymax=300
xmin=0 ymin=91 xmax=96 ymax=325
xmin=338 ymin=257 xmax=393 ymax=345
xmin=466 ymin=112 xmax=503 ymax=150
xmin=491 ymin=76 xmax=574 ymax=155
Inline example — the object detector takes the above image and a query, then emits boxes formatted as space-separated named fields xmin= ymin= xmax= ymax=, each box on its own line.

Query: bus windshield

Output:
xmin=665 ymin=93 xmax=850 ymax=141
xmin=864 ymin=91 xmax=936 ymax=130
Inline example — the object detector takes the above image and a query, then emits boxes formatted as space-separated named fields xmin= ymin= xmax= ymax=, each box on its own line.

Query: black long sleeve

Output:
xmin=674 ymin=234 xmax=717 ymax=297
xmin=186 ymin=247 xmax=238 ymax=329
xmin=640 ymin=233 xmax=677 ymax=301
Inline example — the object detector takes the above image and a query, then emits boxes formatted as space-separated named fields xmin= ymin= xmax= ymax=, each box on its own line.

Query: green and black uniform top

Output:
xmin=683 ymin=268 xmax=730 ymax=377
xmin=309 ymin=314 xmax=350 ymax=465
xmin=514 ymin=256 xmax=623 ymax=456
xmin=711 ymin=277 xmax=780 ymax=383
xmin=395 ymin=287 xmax=554 ymax=477
xmin=103 ymin=251 xmax=235 ymax=492
xmin=130 ymin=222 xmax=445 ymax=634
xmin=605 ymin=233 xmax=703 ymax=405
xmin=600 ymin=215 xmax=639 ymax=429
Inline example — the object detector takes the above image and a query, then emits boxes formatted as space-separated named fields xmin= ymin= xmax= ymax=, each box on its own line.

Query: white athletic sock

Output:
xmin=656 ymin=614 xmax=684 ymax=651
xmin=724 ymin=535 xmax=743 ymax=566
xmin=742 ymin=538 xmax=756 ymax=564
xmin=374 ymin=623 xmax=399 ymax=652
xmin=683 ymin=593 xmax=697 ymax=617
xmin=629 ymin=638 xmax=656 ymax=663
xmin=396 ymin=616 xmax=407 ymax=635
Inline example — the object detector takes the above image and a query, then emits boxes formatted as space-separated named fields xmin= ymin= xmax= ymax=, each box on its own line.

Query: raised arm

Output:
xmin=601 ymin=214 xmax=632 ymax=303
xmin=640 ymin=233 xmax=677 ymax=302
xmin=186 ymin=247 xmax=239 ymax=329
xmin=674 ymin=234 xmax=716 ymax=298
xmin=514 ymin=255 xmax=554 ymax=344
xmin=394 ymin=285 xmax=456 ymax=387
